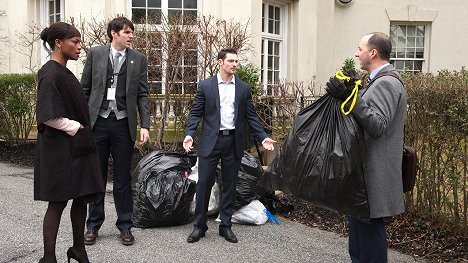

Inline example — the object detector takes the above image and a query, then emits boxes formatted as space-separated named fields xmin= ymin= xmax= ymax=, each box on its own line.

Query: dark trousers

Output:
xmin=86 ymin=116 xmax=134 ymax=232
xmin=194 ymin=134 xmax=241 ymax=231
xmin=348 ymin=216 xmax=388 ymax=263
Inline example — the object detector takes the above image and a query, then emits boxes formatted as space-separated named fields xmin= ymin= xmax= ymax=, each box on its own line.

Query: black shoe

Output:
xmin=66 ymin=247 xmax=90 ymax=263
xmin=219 ymin=228 xmax=238 ymax=243
xmin=84 ymin=230 xmax=98 ymax=245
xmin=187 ymin=229 xmax=206 ymax=243
xmin=120 ymin=230 xmax=135 ymax=246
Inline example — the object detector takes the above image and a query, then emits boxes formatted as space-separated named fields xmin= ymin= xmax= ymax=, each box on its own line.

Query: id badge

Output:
xmin=107 ymin=87 xmax=116 ymax=100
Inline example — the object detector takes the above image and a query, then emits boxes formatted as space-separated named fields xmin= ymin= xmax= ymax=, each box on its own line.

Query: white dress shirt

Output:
xmin=217 ymin=73 xmax=236 ymax=130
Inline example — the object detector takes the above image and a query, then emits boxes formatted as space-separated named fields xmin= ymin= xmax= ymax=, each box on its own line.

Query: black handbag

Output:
xmin=402 ymin=145 xmax=417 ymax=192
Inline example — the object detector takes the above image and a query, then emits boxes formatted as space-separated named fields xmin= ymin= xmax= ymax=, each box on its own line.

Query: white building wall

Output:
xmin=1 ymin=0 xmax=468 ymax=91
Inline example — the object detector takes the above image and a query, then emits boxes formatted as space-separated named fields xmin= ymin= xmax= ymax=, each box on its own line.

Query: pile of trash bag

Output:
xmin=219 ymin=151 xmax=294 ymax=213
xmin=132 ymin=150 xmax=196 ymax=228
xmin=259 ymin=72 xmax=370 ymax=220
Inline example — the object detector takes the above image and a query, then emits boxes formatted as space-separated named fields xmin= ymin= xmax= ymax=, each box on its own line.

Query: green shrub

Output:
xmin=237 ymin=63 xmax=262 ymax=97
xmin=0 ymin=73 xmax=37 ymax=146
xmin=403 ymin=69 xmax=467 ymax=232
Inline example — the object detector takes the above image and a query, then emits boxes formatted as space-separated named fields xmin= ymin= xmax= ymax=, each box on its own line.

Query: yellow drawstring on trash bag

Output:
xmin=335 ymin=71 xmax=362 ymax=115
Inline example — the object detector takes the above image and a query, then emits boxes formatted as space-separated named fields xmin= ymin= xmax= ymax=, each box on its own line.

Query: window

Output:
xmin=132 ymin=0 xmax=197 ymax=25
xmin=390 ymin=24 xmax=427 ymax=73
xmin=47 ymin=0 xmax=61 ymax=24
xmin=131 ymin=0 xmax=199 ymax=94
xmin=261 ymin=3 xmax=286 ymax=94
xmin=40 ymin=0 xmax=63 ymax=64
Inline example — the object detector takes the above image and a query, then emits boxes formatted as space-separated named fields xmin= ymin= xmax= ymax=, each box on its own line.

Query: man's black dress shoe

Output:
xmin=187 ymin=229 xmax=205 ymax=243
xmin=219 ymin=228 xmax=238 ymax=243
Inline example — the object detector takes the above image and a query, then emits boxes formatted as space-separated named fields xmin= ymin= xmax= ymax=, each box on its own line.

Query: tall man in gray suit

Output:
xmin=326 ymin=32 xmax=406 ymax=262
xmin=183 ymin=48 xmax=276 ymax=243
xmin=81 ymin=17 xmax=150 ymax=246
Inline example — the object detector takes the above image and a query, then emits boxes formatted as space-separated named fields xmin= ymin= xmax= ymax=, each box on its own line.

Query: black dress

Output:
xmin=34 ymin=60 xmax=105 ymax=202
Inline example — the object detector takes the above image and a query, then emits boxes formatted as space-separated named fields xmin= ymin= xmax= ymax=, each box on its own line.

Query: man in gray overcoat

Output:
xmin=326 ymin=32 xmax=407 ymax=262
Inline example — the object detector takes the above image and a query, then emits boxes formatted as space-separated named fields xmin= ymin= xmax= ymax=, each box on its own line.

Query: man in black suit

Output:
xmin=81 ymin=17 xmax=150 ymax=246
xmin=183 ymin=48 xmax=276 ymax=243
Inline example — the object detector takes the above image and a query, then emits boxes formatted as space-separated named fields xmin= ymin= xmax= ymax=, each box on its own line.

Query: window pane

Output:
xmin=56 ymin=14 xmax=60 ymax=22
xmin=274 ymin=71 xmax=279 ymax=82
xmin=417 ymin=26 xmax=425 ymax=36
xmin=168 ymin=10 xmax=182 ymax=24
xmin=184 ymin=0 xmax=197 ymax=9
xmin=416 ymin=37 xmax=424 ymax=48
xmin=148 ymin=0 xmax=161 ymax=8
xmin=268 ymin=19 xmax=273 ymax=34
xmin=274 ymin=7 xmax=280 ymax=20
xmin=132 ymin=0 xmax=145 ymax=7
xmin=186 ymin=50 xmax=198 ymax=65
xmin=55 ymin=0 xmax=60 ymax=13
xmin=268 ymin=56 xmax=273 ymax=69
xmin=274 ymin=57 xmax=279 ymax=70
xmin=268 ymin=41 xmax=273 ymax=54
xmin=49 ymin=1 xmax=54 ymax=15
xmin=148 ymin=9 xmax=162 ymax=23
xmin=268 ymin=5 xmax=274 ymax=19
xmin=414 ymin=61 xmax=422 ymax=71
xmin=274 ymin=42 xmax=280 ymax=55
xmin=275 ymin=21 xmax=280 ymax=34
xmin=407 ymin=37 xmax=415 ymax=47
xmin=389 ymin=25 xmax=397 ymax=36
xmin=415 ymin=48 xmax=424 ymax=58
xmin=150 ymin=82 xmax=162 ymax=94
xmin=169 ymin=0 xmax=182 ymax=8
xmin=407 ymin=26 xmax=415 ymax=36
xmin=184 ymin=10 xmax=197 ymax=25
xmin=394 ymin=60 xmax=404 ymax=70
xmin=407 ymin=48 xmax=415 ymax=58
xmin=404 ymin=61 xmax=414 ymax=71
xmin=397 ymin=36 xmax=406 ymax=48
xmin=132 ymin=9 xmax=146 ymax=24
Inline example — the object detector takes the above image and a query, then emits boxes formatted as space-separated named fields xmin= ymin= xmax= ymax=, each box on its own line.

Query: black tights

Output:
xmin=42 ymin=198 xmax=87 ymax=262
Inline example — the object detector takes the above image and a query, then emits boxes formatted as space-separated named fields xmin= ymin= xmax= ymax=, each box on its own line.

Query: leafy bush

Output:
xmin=403 ymin=69 xmax=467 ymax=233
xmin=0 ymin=74 xmax=37 ymax=146
xmin=237 ymin=63 xmax=262 ymax=97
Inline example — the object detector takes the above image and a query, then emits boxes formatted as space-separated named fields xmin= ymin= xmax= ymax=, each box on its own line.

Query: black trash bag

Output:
xmin=217 ymin=151 xmax=290 ymax=211
xmin=132 ymin=150 xmax=196 ymax=228
xmin=259 ymin=94 xmax=370 ymax=220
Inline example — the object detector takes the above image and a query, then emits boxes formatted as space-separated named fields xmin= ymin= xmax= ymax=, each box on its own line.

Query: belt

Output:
xmin=219 ymin=129 xmax=235 ymax=136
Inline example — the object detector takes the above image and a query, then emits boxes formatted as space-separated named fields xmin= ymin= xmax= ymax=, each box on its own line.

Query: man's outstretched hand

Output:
xmin=183 ymin=136 xmax=193 ymax=152
xmin=262 ymin=137 xmax=276 ymax=151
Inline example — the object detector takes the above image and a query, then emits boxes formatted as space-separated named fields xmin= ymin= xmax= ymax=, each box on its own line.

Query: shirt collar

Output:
xmin=369 ymin=63 xmax=390 ymax=80
xmin=110 ymin=46 xmax=126 ymax=58
xmin=217 ymin=73 xmax=235 ymax=85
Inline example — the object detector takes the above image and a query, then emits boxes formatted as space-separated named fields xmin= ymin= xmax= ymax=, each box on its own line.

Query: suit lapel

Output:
xmin=211 ymin=76 xmax=221 ymax=116
xmin=234 ymin=76 xmax=240 ymax=122
xmin=99 ymin=45 xmax=111 ymax=91
xmin=126 ymin=49 xmax=135 ymax=93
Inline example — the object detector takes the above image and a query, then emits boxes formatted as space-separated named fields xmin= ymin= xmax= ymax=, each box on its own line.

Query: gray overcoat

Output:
xmin=351 ymin=64 xmax=406 ymax=218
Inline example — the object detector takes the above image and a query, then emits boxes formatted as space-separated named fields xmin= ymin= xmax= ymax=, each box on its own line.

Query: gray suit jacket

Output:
xmin=352 ymin=64 xmax=406 ymax=218
xmin=81 ymin=45 xmax=150 ymax=142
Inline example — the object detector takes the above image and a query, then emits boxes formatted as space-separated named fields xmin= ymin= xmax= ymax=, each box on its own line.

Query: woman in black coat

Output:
xmin=35 ymin=22 xmax=105 ymax=263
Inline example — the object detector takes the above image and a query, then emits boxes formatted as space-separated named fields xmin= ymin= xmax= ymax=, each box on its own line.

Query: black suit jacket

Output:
xmin=81 ymin=45 xmax=150 ymax=142
xmin=185 ymin=75 xmax=267 ymax=158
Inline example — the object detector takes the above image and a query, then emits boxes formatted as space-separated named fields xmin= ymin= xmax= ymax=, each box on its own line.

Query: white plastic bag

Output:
xmin=189 ymin=159 xmax=220 ymax=216
xmin=231 ymin=200 xmax=268 ymax=225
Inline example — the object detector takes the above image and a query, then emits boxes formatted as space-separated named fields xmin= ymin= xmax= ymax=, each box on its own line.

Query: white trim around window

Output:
xmin=261 ymin=1 xmax=288 ymax=94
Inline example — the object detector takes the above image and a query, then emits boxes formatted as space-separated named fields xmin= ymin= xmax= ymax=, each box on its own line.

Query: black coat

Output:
xmin=34 ymin=60 xmax=105 ymax=202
